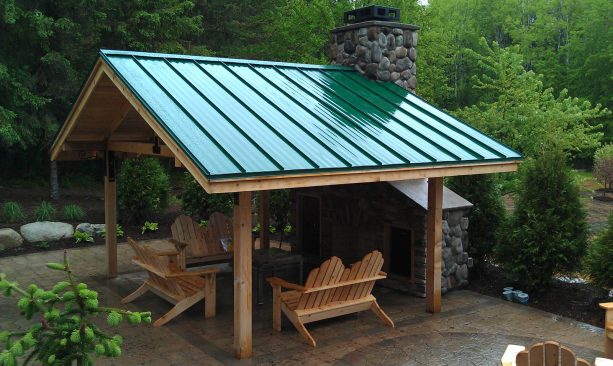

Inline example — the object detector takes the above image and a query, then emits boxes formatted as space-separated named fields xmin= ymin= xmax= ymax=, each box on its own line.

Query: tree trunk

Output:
xmin=50 ymin=160 xmax=60 ymax=201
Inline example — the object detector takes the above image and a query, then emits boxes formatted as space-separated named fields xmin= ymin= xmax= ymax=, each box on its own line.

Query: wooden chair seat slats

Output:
xmin=267 ymin=250 xmax=394 ymax=347
xmin=122 ymin=237 xmax=219 ymax=327
xmin=515 ymin=341 xmax=591 ymax=366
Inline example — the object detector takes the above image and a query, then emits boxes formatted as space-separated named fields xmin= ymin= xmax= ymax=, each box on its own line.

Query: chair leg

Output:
xmin=122 ymin=283 xmax=149 ymax=304
xmin=285 ymin=310 xmax=316 ymax=347
xmin=153 ymin=292 xmax=204 ymax=327
xmin=204 ymin=274 xmax=216 ymax=319
xmin=272 ymin=285 xmax=281 ymax=332
xmin=371 ymin=300 xmax=394 ymax=328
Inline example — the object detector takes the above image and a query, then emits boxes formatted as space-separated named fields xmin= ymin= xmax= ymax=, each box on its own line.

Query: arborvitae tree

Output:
xmin=446 ymin=174 xmax=505 ymax=275
xmin=495 ymin=148 xmax=588 ymax=293
xmin=585 ymin=212 xmax=613 ymax=288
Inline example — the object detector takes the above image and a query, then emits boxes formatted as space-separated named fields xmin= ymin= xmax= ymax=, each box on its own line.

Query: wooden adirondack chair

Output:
xmin=601 ymin=302 xmax=613 ymax=358
xmin=511 ymin=341 xmax=590 ymax=366
xmin=266 ymin=250 xmax=394 ymax=347
xmin=122 ymin=237 xmax=219 ymax=327
xmin=170 ymin=213 xmax=233 ymax=269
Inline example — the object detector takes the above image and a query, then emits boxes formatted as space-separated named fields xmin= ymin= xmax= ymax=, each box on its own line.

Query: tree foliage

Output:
xmin=0 ymin=251 xmax=151 ymax=366
xmin=585 ymin=212 xmax=613 ymax=288
xmin=594 ymin=144 xmax=613 ymax=190
xmin=456 ymin=39 xmax=607 ymax=159
xmin=446 ymin=174 xmax=505 ymax=274
xmin=181 ymin=173 xmax=233 ymax=219
xmin=495 ymin=149 xmax=588 ymax=293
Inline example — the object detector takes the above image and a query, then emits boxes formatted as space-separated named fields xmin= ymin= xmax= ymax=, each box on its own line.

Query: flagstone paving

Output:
xmin=0 ymin=243 xmax=605 ymax=365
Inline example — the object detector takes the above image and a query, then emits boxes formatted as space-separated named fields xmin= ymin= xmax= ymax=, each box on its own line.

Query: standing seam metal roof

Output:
xmin=99 ymin=49 xmax=522 ymax=180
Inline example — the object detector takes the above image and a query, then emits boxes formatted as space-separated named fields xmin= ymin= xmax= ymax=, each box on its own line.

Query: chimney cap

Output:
xmin=344 ymin=5 xmax=400 ymax=24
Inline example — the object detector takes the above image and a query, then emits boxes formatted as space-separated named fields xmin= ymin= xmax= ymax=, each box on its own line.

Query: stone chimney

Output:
xmin=330 ymin=6 xmax=419 ymax=93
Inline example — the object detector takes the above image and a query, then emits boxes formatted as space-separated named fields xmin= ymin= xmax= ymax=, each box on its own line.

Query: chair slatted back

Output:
xmin=296 ymin=251 xmax=384 ymax=311
xmin=171 ymin=215 xmax=208 ymax=257
xmin=127 ymin=237 xmax=184 ymax=298
xmin=516 ymin=341 xmax=590 ymax=366
xmin=204 ymin=212 xmax=232 ymax=253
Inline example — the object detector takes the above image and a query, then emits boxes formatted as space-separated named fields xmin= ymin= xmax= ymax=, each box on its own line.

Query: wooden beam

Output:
xmin=105 ymin=151 xmax=118 ymax=278
xmin=107 ymin=141 xmax=175 ymax=158
xmin=103 ymin=101 xmax=133 ymax=140
xmin=233 ymin=191 xmax=253 ymax=359
xmin=426 ymin=177 xmax=443 ymax=313
xmin=50 ymin=60 xmax=106 ymax=161
xmin=61 ymin=141 xmax=106 ymax=151
xmin=205 ymin=161 xmax=520 ymax=193
xmin=259 ymin=191 xmax=270 ymax=249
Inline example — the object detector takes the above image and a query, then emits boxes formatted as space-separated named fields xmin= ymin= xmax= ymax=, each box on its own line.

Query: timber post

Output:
xmin=233 ymin=191 xmax=253 ymax=358
xmin=426 ymin=177 xmax=443 ymax=313
xmin=105 ymin=150 xmax=118 ymax=278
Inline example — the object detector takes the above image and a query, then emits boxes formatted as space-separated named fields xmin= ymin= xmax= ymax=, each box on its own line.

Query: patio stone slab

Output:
xmin=0 ymin=243 xmax=605 ymax=365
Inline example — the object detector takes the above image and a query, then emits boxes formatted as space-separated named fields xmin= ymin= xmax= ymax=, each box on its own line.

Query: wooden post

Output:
xmin=426 ymin=177 xmax=443 ymax=313
xmin=233 ymin=191 xmax=253 ymax=359
xmin=259 ymin=191 xmax=270 ymax=249
xmin=105 ymin=151 xmax=118 ymax=278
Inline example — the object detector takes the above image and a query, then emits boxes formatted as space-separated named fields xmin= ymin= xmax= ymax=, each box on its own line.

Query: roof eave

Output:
xmin=204 ymin=160 xmax=521 ymax=193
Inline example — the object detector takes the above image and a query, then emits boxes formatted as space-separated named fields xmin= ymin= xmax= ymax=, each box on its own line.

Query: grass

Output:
xmin=62 ymin=204 xmax=86 ymax=221
xmin=2 ymin=201 xmax=26 ymax=223
xmin=35 ymin=201 xmax=56 ymax=221
xmin=573 ymin=169 xmax=602 ymax=191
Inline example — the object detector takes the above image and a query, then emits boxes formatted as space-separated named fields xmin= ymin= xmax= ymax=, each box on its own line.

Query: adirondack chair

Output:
xmin=122 ymin=237 xmax=219 ymax=327
xmin=266 ymin=250 xmax=394 ymax=347
xmin=601 ymin=302 xmax=613 ymax=358
xmin=170 ymin=213 xmax=233 ymax=269
xmin=501 ymin=341 xmax=590 ymax=366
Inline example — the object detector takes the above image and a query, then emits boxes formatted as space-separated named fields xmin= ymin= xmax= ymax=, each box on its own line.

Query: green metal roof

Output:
xmin=100 ymin=49 xmax=522 ymax=180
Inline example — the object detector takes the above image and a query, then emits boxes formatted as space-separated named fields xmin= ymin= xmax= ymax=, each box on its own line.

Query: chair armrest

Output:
xmin=266 ymin=277 xmax=306 ymax=291
xmin=166 ymin=267 xmax=220 ymax=278
xmin=500 ymin=345 xmax=525 ymax=366
xmin=169 ymin=238 xmax=189 ymax=250
xmin=600 ymin=302 xmax=613 ymax=310
xmin=379 ymin=271 xmax=387 ymax=277
xmin=156 ymin=250 xmax=180 ymax=257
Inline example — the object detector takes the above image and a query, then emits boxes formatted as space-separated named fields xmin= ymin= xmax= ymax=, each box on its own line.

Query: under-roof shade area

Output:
xmin=100 ymin=49 xmax=522 ymax=180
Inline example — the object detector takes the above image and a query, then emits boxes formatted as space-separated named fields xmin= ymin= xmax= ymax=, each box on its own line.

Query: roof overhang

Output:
xmin=50 ymin=52 xmax=521 ymax=194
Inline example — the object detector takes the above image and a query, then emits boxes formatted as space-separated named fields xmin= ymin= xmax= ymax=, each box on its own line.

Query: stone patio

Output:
xmin=0 ymin=243 xmax=605 ymax=365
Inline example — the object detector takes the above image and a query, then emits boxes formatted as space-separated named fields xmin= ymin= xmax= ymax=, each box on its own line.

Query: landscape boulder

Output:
xmin=0 ymin=228 xmax=24 ymax=250
xmin=76 ymin=223 xmax=106 ymax=236
xmin=20 ymin=222 xmax=74 ymax=243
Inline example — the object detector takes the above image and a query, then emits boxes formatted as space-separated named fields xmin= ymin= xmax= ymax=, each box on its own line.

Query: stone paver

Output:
xmin=0 ymin=244 xmax=605 ymax=365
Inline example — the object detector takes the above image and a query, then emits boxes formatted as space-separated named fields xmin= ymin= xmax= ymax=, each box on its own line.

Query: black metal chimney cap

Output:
xmin=343 ymin=5 xmax=400 ymax=24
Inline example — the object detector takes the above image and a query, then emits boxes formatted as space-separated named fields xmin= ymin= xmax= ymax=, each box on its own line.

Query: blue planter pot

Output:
xmin=502 ymin=290 xmax=514 ymax=301
xmin=517 ymin=293 xmax=529 ymax=304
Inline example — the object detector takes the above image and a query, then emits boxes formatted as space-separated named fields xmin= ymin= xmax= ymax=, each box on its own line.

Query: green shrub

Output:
xmin=594 ymin=144 xmax=613 ymax=190
xmin=35 ymin=201 xmax=56 ymax=221
xmin=585 ymin=212 xmax=613 ymax=288
xmin=117 ymin=158 xmax=170 ymax=223
xmin=495 ymin=149 xmax=588 ymax=293
xmin=269 ymin=190 xmax=291 ymax=231
xmin=62 ymin=204 xmax=86 ymax=221
xmin=446 ymin=175 xmax=506 ymax=274
xmin=181 ymin=173 xmax=233 ymax=218
xmin=101 ymin=224 xmax=124 ymax=239
xmin=0 ymin=253 xmax=151 ymax=365
xmin=1 ymin=202 xmax=26 ymax=223
xmin=141 ymin=221 xmax=159 ymax=234
xmin=74 ymin=231 xmax=94 ymax=244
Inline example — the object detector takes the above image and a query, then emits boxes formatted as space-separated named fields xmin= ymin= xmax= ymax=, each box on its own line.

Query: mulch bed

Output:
xmin=468 ymin=263 xmax=609 ymax=327
xmin=0 ymin=183 xmax=180 ymax=258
